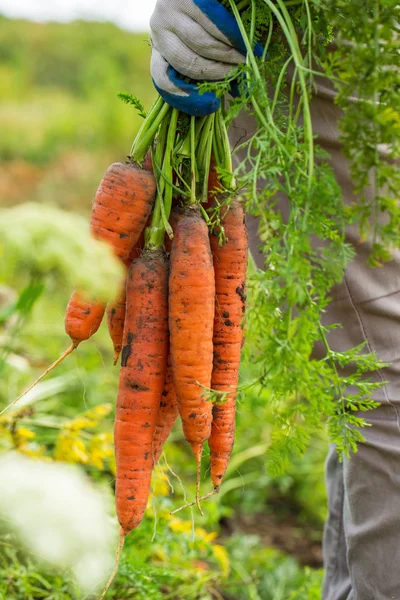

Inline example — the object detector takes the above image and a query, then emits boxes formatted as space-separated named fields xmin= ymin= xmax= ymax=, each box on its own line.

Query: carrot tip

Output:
xmin=113 ymin=349 xmax=121 ymax=366
xmin=98 ymin=528 xmax=125 ymax=600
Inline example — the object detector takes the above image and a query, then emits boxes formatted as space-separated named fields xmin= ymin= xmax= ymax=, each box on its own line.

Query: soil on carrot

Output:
xmin=220 ymin=512 xmax=323 ymax=568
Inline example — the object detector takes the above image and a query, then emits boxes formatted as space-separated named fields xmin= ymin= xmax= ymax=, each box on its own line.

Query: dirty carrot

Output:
xmin=152 ymin=355 xmax=178 ymax=465
xmin=114 ymin=248 xmax=169 ymax=534
xmin=164 ymin=204 xmax=184 ymax=254
xmin=2 ymin=161 xmax=156 ymax=416
xmin=106 ymin=292 xmax=126 ymax=366
xmin=208 ymin=200 xmax=248 ymax=488
xmin=107 ymin=234 xmax=145 ymax=365
xmin=169 ymin=205 xmax=215 ymax=510
xmin=90 ymin=161 xmax=155 ymax=262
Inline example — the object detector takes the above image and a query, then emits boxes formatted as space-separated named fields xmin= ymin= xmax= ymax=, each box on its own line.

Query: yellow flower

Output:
xmin=68 ymin=417 xmax=95 ymax=431
xmin=86 ymin=404 xmax=113 ymax=420
xmin=16 ymin=427 xmax=35 ymax=441
xmin=55 ymin=431 xmax=88 ymax=464
xmin=169 ymin=518 xmax=194 ymax=534
xmin=152 ymin=471 xmax=170 ymax=497
xmin=68 ymin=404 xmax=113 ymax=431
xmin=203 ymin=531 xmax=218 ymax=543
xmin=212 ymin=544 xmax=230 ymax=577
xmin=87 ymin=433 xmax=114 ymax=471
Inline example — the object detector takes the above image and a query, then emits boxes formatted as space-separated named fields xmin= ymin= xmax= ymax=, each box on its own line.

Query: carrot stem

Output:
xmin=198 ymin=114 xmax=215 ymax=204
xmin=148 ymin=108 xmax=179 ymax=248
xmin=146 ymin=119 xmax=169 ymax=247
xmin=0 ymin=343 xmax=77 ymax=416
xmin=131 ymin=98 xmax=171 ymax=163
xmin=98 ymin=528 xmax=125 ymax=600
xmin=189 ymin=116 xmax=197 ymax=205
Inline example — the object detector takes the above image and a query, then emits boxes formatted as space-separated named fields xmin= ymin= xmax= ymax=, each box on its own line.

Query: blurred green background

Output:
xmin=0 ymin=15 xmax=327 ymax=599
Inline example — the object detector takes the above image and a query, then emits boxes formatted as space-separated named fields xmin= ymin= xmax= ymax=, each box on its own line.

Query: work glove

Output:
xmin=150 ymin=0 xmax=262 ymax=116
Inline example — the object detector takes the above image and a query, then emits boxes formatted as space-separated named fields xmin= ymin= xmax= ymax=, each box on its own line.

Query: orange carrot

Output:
xmin=65 ymin=291 xmax=106 ymax=347
xmin=90 ymin=161 xmax=155 ymax=261
xmin=204 ymin=157 xmax=222 ymax=210
xmin=169 ymin=206 xmax=215 ymax=507
xmin=64 ymin=161 xmax=155 ymax=353
xmin=106 ymin=293 xmax=126 ymax=366
xmin=208 ymin=200 xmax=248 ymax=488
xmin=115 ymin=248 xmax=169 ymax=535
xmin=143 ymin=149 xmax=154 ymax=174
xmin=152 ymin=355 xmax=178 ymax=465
xmin=164 ymin=205 xmax=184 ymax=254
xmin=3 ymin=162 xmax=156 ymax=416
xmin=107 ymin=233 xmax=145 ymax=365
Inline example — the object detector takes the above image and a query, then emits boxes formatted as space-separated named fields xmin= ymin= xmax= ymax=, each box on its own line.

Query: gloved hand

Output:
xmin=150 ymin=0 xmax=262 ymax=116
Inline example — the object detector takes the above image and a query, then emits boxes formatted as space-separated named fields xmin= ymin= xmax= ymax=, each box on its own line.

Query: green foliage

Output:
xmin=217 ymin=0 xmax=397 ymax=468
xmin=0 ymin=17 xmax=156 ymax=167
xmin=118 ymin=93 xmax=147 ymax=119
xmin=223 ymin=536 xmax=323 ymax=600
xmin=0 ymin=203 xmax=124 ymax=303
xmin=322 ymin=0 xmax=400 ymax=265
xmin=0 ymin=541 xmax=80 ymax=600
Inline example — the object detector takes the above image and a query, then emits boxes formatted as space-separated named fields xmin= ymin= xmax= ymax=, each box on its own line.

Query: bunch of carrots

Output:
xmin=5 ymin=99 xmax=248 ymax=547
xmin=4 ymin=6 xmax=250 ymax=592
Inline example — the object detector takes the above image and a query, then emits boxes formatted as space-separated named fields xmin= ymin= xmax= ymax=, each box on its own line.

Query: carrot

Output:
xmin=107 ymin=234 xmax=145 ymax=365
xmin=164 ymin=204 xmax=184 ymax=254
xmin=106 ymin=293 xmax=126 ymax=366
xmin=143 ymin=149 xmax=154 ymax=174
xmin=169 ymin=206 xmax=215 ymax=509
xmin=2 ymin=161 xmax=156 ymax=417
xmin=208 ymin=200 xmax=248 ymax=488
xmin=104 ymin=155 xmax=153 ymax=365
xmin=204 ymin=156 xmax=222 ymax=210
xmin=152 ymin=355 xmax=178 ymax=465
xmin=65 ymin=291 xmax=106 ymax=346
xmin=90 ymin=161 xmax=155 ymax=262
xmin=115 ymin=248 xmax=169 ymax=535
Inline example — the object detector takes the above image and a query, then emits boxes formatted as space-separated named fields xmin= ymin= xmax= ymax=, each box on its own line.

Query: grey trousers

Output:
xmin=230 ymin=79 xmax=400 ymax=598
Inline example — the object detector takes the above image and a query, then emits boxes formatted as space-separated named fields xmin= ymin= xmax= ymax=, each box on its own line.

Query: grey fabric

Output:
xmin=150 ymin=0 xmax=245 ymax=86
xmin=322 ymin=444 xmax=352 ymax=600
xmin=323 ymin=406 xmax=400 ymax=600
xmin=229 ymin=74 xmax=400 ymax=598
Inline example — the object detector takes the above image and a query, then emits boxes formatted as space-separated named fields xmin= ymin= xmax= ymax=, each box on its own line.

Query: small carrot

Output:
xmin=204 ymin=156 xmax=222 ymax=210
xmin=65 ymin=291 xmax=106 ymax=346
xmin=164 ymin=205 xmax=184 ymax=254
xmin=152 ymin=355 xmax=178 ymax=465
xmin=115 ymin=248 xmax=169 ymax=535
xmin=106 ymin=293 xmax=126 ymax=366
xmin=169 ymin=206 xmax=215 ymax=509
xmin=3 ymin=161 xmax=156 ymax=416
xmin=208 ymin=200 xmax=248 ymax=488
xmin=107 ymin=234 xmax=145 ymax=365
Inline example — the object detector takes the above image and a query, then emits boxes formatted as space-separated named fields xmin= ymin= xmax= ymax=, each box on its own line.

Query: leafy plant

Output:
xmin=217 ymin=0 xmax=398 ymax=467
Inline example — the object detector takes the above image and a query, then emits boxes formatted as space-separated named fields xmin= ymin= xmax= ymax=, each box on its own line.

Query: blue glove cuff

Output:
xmin=153 ymin=66 xmax=221 ymax=117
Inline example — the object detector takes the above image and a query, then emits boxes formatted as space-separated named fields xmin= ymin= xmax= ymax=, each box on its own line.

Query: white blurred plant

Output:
xmin=0 ymin=202 xmax=125 ymax=303
xmin=0 ymin=452 xmax=115 ymax=592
